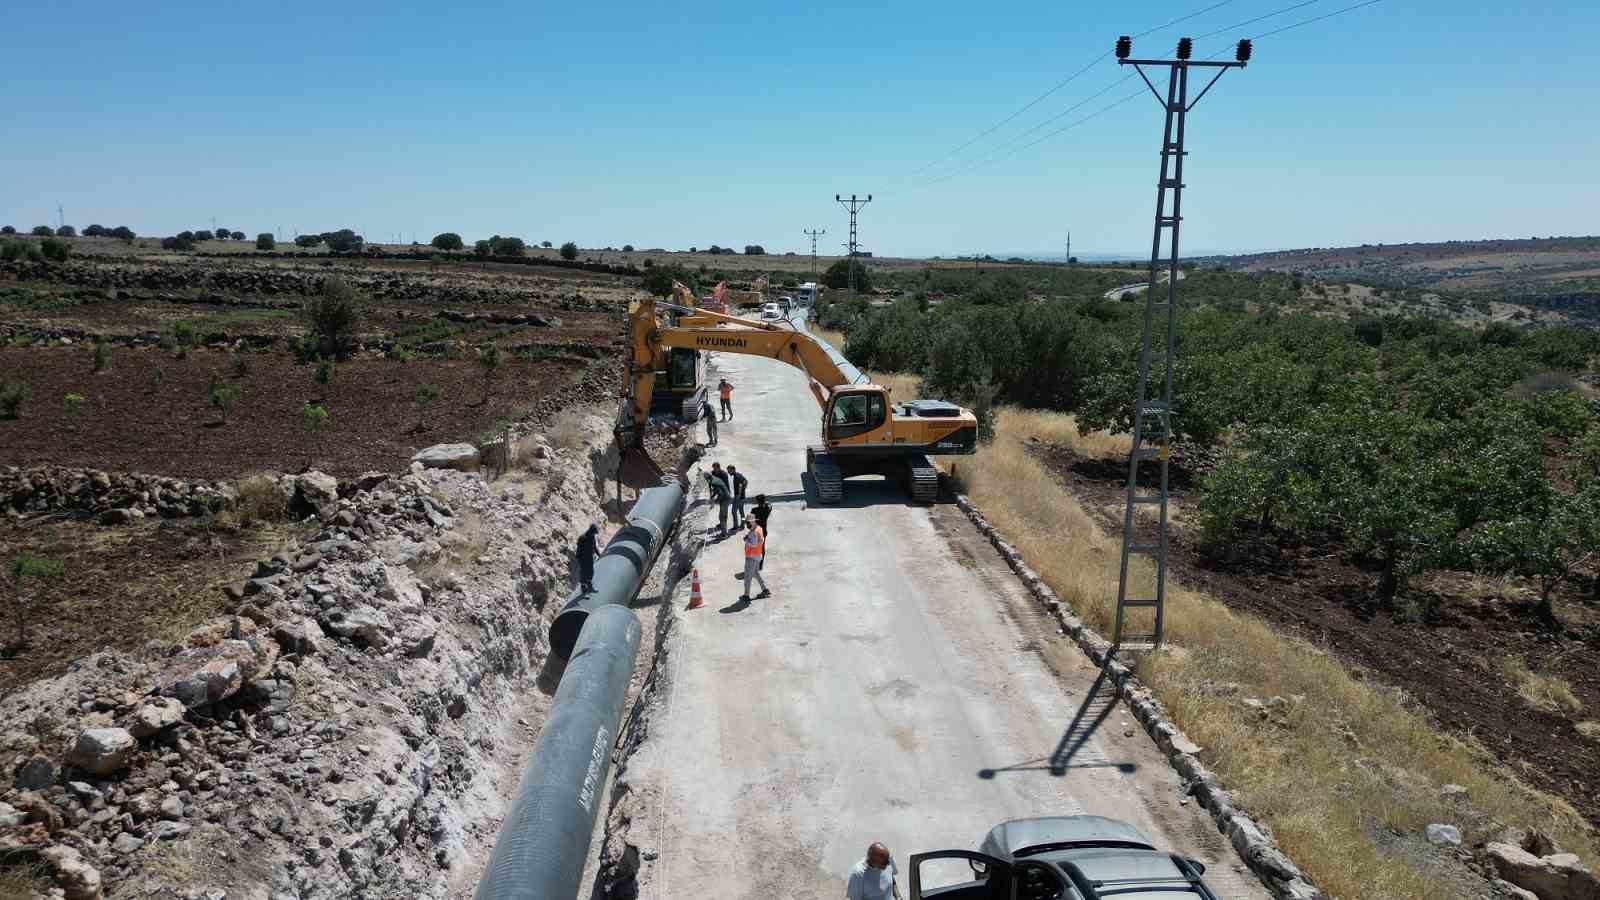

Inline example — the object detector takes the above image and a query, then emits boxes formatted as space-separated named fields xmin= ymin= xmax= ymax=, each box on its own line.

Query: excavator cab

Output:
xmin=825 ymin=387 xmax=890 ymax=444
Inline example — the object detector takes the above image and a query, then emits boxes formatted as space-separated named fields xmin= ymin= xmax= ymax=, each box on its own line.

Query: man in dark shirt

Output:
xmin=576 ymin=523 xmax=601 ymax=593
xmin=727 ymin=465 xmax=748 ymax=528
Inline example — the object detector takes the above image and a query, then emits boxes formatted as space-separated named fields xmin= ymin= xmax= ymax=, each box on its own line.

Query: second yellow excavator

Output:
xmin=617 ymin=290 xmax=977 ymax=503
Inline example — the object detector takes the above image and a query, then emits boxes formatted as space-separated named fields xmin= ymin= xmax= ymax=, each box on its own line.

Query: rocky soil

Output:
xmin=0 ymin=410 xmax=649 ymax=899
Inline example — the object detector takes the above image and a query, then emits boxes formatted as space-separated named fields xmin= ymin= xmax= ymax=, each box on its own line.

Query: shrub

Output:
xmin=30 ymin=226 xmax=53 ymax=237
xmin=300 ymin=402 xmax=330 ymax=462
xmin=414 ymin=383 xmax=440 ymax=430
xmin=51 ymin=225 xmax=73 ymax=238
xmin=208 ymin=378 xmax=240 ymax=423
xmin=231 ymin=353 xmax=251 ymax=377
xmin=63 ymin=393 xmax=85 ymax=417
xmin=162 ymin=234 xmax=194 ymax=251
xmin=83 ymin=224 xmax=105 ymax=237
xmin=304 ymin=278 xmax=362 ymax=359
xmin=473 ymin=239 xmax=491 ymax=257
xmin=743 ymin=245 xmax=765 ymax=255
xmin=194 ymin=230 xmax=215 ymax=242
xmin=622 ymin=244 xmax=634 ymax=252
xmin=235 ymin=473 xmax=287 ymax=523
xmin=10 ymin=553 xmax=64 ymax=646
xmin=560 ymin=241 xmax=578 ymax=261
xmin=0 ymin=380 xmax=27 ymax=418
xmin=313 ymin=358 xmax=335 ymax=395
xmin=0 ymin=240 xmax=39 ymax=263
xmin=0 ymin=226 xmax=13 ymax=235
xmin=478 ymin=345 xmax=503 ymax=402
xmin=319 ymin=229 xmax=362 ymax=252
xmin=93 ymin=342 xmax=110 ymax=373
xmin=293 ymin=234 xmax=321 ymax=248
xmin=110 ymin=226 xmax=135 ymax=241
xmin=171 ymin=321 xmax=196 ymax=356
xmin=230 ymin=231 xmax=245 ymax=241
xmin=38 ymin=238 xmax=69 ymax=262
xmin=255 ymin=233 xmax=275 ymax=250
xmin=431 ymin=232 xmax=464 ymax=252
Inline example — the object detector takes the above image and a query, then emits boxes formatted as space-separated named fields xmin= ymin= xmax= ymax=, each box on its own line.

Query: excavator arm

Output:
xmin=621 ymin=294 xmax=851 ymax=446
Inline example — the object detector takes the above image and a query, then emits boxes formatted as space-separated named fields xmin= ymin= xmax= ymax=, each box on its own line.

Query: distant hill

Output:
xmin=1193 ymin=236 xmax=1600 ymax=324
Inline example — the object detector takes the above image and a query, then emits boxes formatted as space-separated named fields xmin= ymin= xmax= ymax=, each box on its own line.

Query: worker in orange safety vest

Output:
xmin=740 ymin=518 xmax=770 ymax=602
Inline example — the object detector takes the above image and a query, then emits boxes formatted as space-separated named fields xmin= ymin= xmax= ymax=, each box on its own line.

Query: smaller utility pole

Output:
xmin=803 ymin=228 xmax=826 ymax=281
xmin=58 ymin=204 xmax=64 ymax=230
xmin=835 ymin=194 xmax=871 ymax=295
xmin=1066 ymin=231 xmax=1072 ymax=265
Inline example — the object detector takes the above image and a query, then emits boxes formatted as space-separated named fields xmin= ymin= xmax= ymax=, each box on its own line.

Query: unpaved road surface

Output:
xmin=1104 ymin=267 xmax=1183 ymax=300
xmin=623 ymin=323 xmax=1269 ymax=900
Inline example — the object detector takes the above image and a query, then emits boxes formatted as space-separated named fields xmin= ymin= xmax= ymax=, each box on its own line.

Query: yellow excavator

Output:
xmin=617 ymin=291 xmax=978 ymax=503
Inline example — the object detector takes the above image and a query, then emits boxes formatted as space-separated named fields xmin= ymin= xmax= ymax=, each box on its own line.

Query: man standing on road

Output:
xmin=707 ymin=464 xmax=732 ymax=538
xmin=727 ymin=464 xmax=748 ymax=528
xmin=575 ymin=523 xmax=601 ymax=594
xmin=718 ymin=378 xmax=734 ymax=421
xmin=740 ymin=518 xmax=770 ymax=603
xmin=750 ymin=494 xmax=773 ymax=570
xmin=846 ymin=843 xmax=901 ymax=900
xmin=701 ymin=398 xmax=718 ymax=446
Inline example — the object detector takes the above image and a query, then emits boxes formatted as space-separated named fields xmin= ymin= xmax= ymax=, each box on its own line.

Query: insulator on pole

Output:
xmin=1236 ymin=39 xmax=1253 ymax=62
xmin=1176 ymin=37 xmax=1193 ymax=59
xmin=1115 ymin=35 xmax=1132 ymax=59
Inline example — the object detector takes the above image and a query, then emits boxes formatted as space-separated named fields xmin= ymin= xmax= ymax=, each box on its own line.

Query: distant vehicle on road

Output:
xmin=759 ymin=303 xmax=782 ymax=320
xmin=909 ymin=816 xmax=1221 ymax=899
xmin=796 ymin=282 xmax=817 ymax=306
xmin=777 ymin=296 xmax=794 ymax=313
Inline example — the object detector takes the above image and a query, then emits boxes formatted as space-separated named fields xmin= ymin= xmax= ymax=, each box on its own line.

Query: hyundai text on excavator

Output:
xmin=616 ymin=289 xmax=978 ymax=503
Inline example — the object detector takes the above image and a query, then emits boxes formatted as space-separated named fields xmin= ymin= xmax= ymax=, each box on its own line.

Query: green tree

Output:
xmin=492 ymin=236 xmax=527 ymax=257
xmin=743 ymin=245 xmax=765 ymax=255
xmin=30 ymin=226 xmax=53 ymax=237
xmin=1472 ymin=482 xmax=1600 ymax=619
xmin=294 ymin=234 xmax=321 ymax=248
xmin=0 ymin=226 xmax=15 ymax=235
xmin=255 ymin=233 xmax=276 ymax=250
xmin=171 ymin=321 xmax=197 ymax=357
xmin=622 ymin=244 xmax=634 ymax=252
xmin=110 ymin=226 xmax=135 ymax=241
xmin=194 ymin=230 xmax=215 ymax=242
xmin=303 ymin=277 xmax=362 ymax=359
xmin=431 ymin=232 xmax=464 ymax=252
xmin=93 ymin=342 xmax=110 ymax=373
xmin=208 ymin=377 xmax=240 ymax=424
xmin=473 ymin=239 xmax=492 ymax=257
xmin=230 ymin=230 xmax=245 ymax=241
xmin=300 ymin=403 xmax=330 ymax=465
xmin=10 ymin=553 xmax=64 ymax=647
xmin=560 ymin=241 xmax=579 ymax=261
xmin=1 ymin=380 xmax=29 ymax=419
xmin=822 ymin=258 xmax=872 ymax=293
xmin=38 ymin=238 xmax=69 ymax=262
xmin=83 ymin=224 xmax=105 ymax=237
xmin=313 ymin=358 xmax=335 ymax=397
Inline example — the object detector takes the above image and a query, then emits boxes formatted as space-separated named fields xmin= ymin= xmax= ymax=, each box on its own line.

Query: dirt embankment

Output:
xmin=0 ymin=411 xmax=658 ymax=899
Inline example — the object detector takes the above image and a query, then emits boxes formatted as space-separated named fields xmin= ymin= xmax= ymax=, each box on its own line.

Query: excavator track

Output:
xmin=907 ymin=455 xmax=940 ymax=505
xmin=807 ymin=447 xmax=844 ymax=504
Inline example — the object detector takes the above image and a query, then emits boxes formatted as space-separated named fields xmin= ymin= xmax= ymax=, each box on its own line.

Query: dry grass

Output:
xmin=948 ymin=405 xmax=1599 ymax=899
xmin=234 ymin=472 xmax=288 ymax=524
xmin=817 ymin=328 xmax=847 ymax=350
xmin=1498 ymin=657 xmax=1584 ymax=713
xmin=0 ymin=862 xmax=51 ymax=898
xmin=1578 ymin=721 xmax=1600 ymax=742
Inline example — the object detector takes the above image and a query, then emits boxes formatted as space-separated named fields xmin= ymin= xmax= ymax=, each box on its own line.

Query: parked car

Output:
xmin=909 ymin=816 xmax=1220 ymax=899
xmin=759 ymin=303 xmax=782 ymax=320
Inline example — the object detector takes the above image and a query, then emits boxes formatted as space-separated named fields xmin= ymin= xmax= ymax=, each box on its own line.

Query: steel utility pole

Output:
xmin=1108 ymin=34 xmax=1250 ymax=655
xmin=803 ymin=228 xmax=826 ymax=282
xmin=1066 ymin=231 xmax=1071 ymax=264
xmin=835 ymin=194 xmax=871 ymax=295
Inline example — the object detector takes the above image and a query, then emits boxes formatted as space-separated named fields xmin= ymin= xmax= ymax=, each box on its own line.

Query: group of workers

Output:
xmin=706 ymin=461 xmax=772 ymax=603
xmin=700 ymin=377 xmax=735 ymax=446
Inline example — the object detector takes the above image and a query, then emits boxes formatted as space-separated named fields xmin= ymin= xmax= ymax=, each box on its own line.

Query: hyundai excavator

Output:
xmin=617 ymin=290 xmax=978 ymax=503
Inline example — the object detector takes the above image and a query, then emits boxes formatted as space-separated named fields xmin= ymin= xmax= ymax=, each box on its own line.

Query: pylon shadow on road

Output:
xmin=974 ymin=664 xmax=1135 ymax=779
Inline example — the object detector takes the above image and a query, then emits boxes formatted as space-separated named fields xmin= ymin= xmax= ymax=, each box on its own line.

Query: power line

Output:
xmin=900 ymin=0 xmax=1384 ymax=195
xmin=903 ymin=0 xmax=1242 ymax=180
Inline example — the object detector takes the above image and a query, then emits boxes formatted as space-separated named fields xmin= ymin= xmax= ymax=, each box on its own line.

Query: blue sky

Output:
xmin=2 ymin=1 xmax=1595 ymax=258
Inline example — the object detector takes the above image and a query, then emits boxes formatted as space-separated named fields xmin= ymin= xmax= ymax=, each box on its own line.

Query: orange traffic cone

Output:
xmin=686 ymin=568 xmax=704 ymax=610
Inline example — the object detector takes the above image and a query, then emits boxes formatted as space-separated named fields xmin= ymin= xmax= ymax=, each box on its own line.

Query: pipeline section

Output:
xmin=474 ymin=478 xmax=685 ymax=900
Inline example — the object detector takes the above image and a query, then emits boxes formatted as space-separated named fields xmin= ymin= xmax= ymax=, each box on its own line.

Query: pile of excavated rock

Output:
xmin=0 ymin=419 xmax=622 ymax=899
xmin=1480 ymin=827 xmax=1600 ymax=900
xmin=2 ymin=466 xmax=235 ymax=520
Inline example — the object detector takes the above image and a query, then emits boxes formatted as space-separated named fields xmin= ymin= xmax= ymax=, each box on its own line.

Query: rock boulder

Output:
xmin=65 ymin=728 xmax=136 ymax=776
xmin=412 ymin=443 xmax=480 ymax=472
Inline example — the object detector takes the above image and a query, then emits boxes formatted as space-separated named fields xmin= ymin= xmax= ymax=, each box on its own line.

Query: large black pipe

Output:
xmin=473 ymin=478 xmax=685 ymax=900
xmin=549 ymin=479 xmax=684 ymax=660
xmin=473 ymin=604 xmax=641 ymax=900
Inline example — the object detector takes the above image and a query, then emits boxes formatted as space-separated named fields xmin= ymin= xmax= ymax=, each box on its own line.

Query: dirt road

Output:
xmin=622 ymin=332 xmax=1269 ymax=900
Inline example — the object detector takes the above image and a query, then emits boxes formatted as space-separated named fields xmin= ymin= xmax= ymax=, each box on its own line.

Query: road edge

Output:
xmin=951 ymin=493 xmax=1325 ymax=900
